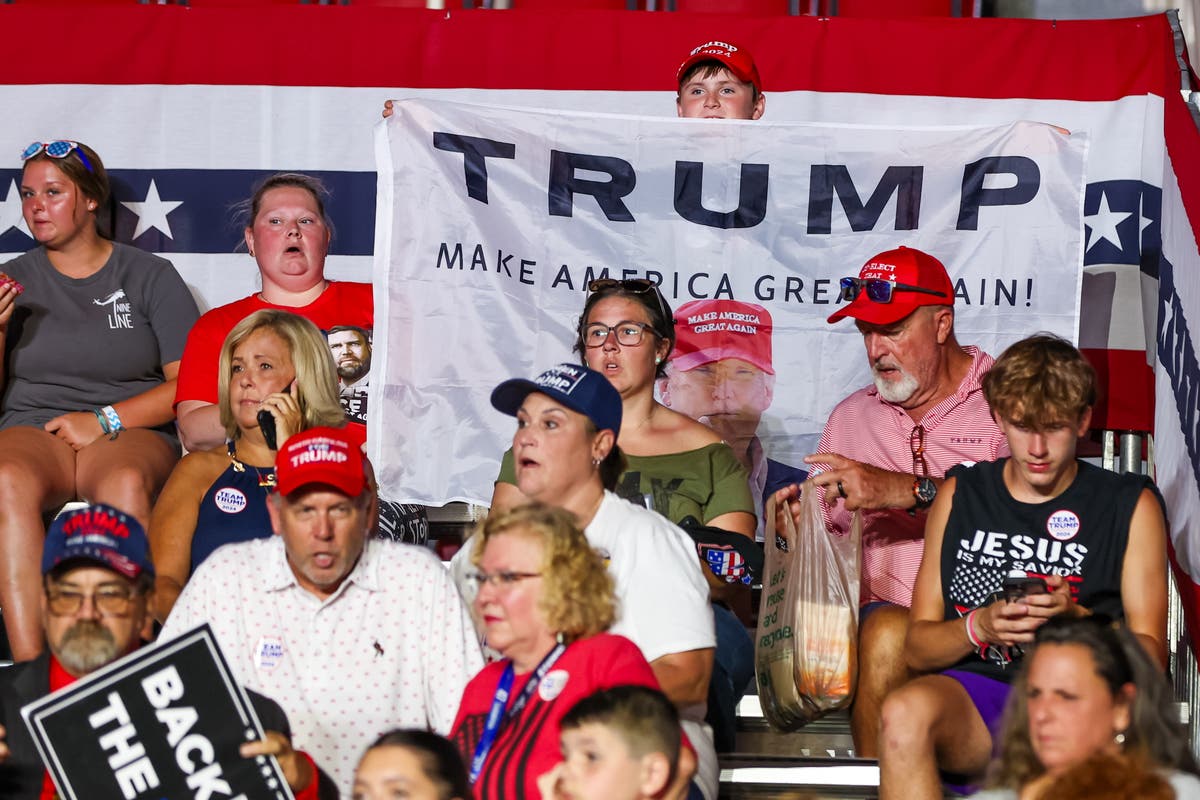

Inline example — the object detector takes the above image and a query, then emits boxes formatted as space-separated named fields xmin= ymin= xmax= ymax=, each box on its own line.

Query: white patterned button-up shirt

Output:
xmin=160 ymin=536 xmax=484 ymax=797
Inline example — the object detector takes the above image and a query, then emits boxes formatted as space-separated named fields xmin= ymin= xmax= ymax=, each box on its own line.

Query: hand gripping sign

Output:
xmin=21 ymin=624 xmax=293 ymax=800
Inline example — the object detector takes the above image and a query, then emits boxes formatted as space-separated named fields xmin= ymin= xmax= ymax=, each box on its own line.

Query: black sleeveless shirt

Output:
xmin=940 ymin=458 xmax=1159 ymax=681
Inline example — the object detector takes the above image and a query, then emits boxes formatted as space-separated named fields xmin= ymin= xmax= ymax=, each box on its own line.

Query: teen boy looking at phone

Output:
xmin=876 ymin=333 xmax=1169 ymax=800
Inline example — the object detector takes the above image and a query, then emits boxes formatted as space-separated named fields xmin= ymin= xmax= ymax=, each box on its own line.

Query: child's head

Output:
xmin=982 ymin=333 xmax=1097 ymax=431
xmin=676 ymin=41 xmax=764 ymax=121
xmin=557 ymin=686 xmax=681 ymax=800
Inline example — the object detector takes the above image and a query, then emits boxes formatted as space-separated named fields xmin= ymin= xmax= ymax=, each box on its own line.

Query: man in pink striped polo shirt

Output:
xmin=773 ymin=245 xmax=1008 ymax=758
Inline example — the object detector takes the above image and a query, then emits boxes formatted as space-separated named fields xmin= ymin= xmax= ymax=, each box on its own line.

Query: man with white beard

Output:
xmin=772 ymin=246 xmax=1008 ymax=759
xmin=0 ymin=504 xmax=332 ymax=799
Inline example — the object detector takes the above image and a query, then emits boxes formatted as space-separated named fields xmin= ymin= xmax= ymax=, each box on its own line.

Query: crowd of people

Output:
xmin=0 ymin=38 xmax=1192 ymax=800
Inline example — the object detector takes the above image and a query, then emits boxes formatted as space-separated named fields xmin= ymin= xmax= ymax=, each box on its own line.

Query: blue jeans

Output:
xmin=707 ymin=602 xmax=755 ymax=752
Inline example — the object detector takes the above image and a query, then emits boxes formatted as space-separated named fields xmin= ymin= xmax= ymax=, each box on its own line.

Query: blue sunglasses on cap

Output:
xmin=21 ymin=141 xmax=94 ymax=173
xmin=839 ymin=276 xmax=948 ymax=304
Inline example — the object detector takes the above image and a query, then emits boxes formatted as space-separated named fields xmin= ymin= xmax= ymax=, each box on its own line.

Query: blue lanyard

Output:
xmin=469 ymin=642 xmax=566 ymax=783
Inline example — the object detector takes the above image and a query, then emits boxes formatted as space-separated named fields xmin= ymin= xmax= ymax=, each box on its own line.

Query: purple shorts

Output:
xmin=942 ymin=669 xmax=1013 ymax=736
xmin=859 ymin=600 xmax=895 ymax=624
xmin=940 ymin=670 xmax=1012 ymax=793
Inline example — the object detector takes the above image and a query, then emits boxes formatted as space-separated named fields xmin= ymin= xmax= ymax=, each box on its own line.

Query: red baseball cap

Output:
xmin=827 ymin=246 xmax=955 ymax=326
xmin=676 ymin=41 xmax=762 ymax=93
xmin=670 ymin=299 xmax=774 ymax=375
xmin=275 ymin=427 xmax=366 ymax=498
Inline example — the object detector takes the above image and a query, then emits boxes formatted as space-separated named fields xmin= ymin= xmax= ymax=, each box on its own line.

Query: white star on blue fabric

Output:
xmin=0 ymin=179 xmax=31 ymax=238
xmin=1083 ymin=190 xmax=1131 ymax=254
xmin=1139 ymin=193 xmax=1155 ymax=238
xmin=121 ymin=179 xmax=183 ymax=240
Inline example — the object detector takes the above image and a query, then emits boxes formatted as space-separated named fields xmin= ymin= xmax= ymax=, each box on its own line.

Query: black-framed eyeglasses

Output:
xmin=467 ymin=570 xmax=543 ymax=589
xmin=21 ymin=140 xmax=94 ymax=173
xmin=910 ymin=425 xmax=929 ymax=478
xmin=839 ymin=277 xmax=948 ymax=304
xmin=45 ymin=587 xmax=140 ymax=617
xmin=587 ymin=278 xmax=673 ymax=334
xmin=582 ymin=320 xmax=651 ymax=348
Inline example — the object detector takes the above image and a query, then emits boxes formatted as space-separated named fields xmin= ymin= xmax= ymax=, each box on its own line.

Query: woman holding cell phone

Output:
xmin=148 ymin=309 xmax=345 ymax=622
xmin=0 ymin=140 xmax=199 ymax=661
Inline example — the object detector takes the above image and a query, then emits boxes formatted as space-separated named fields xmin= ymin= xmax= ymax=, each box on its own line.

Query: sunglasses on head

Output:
xmin=838 ymin=276 xmax=948 ymax=304
xmin=21 ymin=141 xmax=94 ymax=173
xmin=586 ymin=278 xmax=673 ymax=335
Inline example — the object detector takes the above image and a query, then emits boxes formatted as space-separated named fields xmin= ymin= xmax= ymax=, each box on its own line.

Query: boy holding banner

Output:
xmin=675 ymin=40 xmax=765 ymax=122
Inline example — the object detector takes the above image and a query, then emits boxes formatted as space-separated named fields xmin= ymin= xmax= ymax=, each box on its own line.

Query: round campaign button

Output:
xmin=214 ymin=487 xmax=247 ymax=514
xmin=539 ymin=670 xmax=570 ymax=701
xmin=1046 ymin=510 xmax=1080 ymax=541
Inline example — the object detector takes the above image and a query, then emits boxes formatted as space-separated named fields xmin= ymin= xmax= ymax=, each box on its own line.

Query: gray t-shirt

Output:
xmin=1 ymin=243 xmax=199 ymax=432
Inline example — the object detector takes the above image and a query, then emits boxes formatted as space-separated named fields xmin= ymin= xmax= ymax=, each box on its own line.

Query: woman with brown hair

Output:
xmin=475 ymin=363 xmax=716 ymax=798
xmin=489 ymin=279 xmax=757 ymax=752
xmin=976 ymin=616 xmax=1199 ymax=800
xmin=0 ymin=140 xmax=198 ymax=660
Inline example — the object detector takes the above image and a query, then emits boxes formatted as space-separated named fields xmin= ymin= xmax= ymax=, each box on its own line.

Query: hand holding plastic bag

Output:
xmin=755 ymin=480 xmax=862 ymax=731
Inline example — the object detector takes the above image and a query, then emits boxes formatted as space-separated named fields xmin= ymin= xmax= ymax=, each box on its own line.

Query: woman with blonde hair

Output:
xmin=449 ymin=502 xmax=671 ymax=800
xmin=150 ymin=309 xmax=345 ymax=620
xmin=174 ymin=172 xmax=426 ymax=544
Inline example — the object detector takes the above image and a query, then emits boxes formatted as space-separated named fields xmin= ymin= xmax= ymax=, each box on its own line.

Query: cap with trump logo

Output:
xmin=670 ymin=299 xmax=774 ymax=375
xmin=676 ymin=40 xmax=762 ymax=93
xmin=275 ymin=427 xmax=366 ymax=498
xmin=491 ymin=363 xmax=623 ymax=438
xmin=42 ymin=503 xmax=155 ymax=579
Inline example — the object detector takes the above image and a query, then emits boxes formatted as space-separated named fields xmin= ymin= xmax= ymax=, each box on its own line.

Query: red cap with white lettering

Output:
xmin=827 ymin=246 xmax=955 ymax=326
xmin=275 ymin=427 xmax=366 ymax=498
xmin=677 ymin=41 xmax=762 ymax=93
xmin=670 ymin=299 xmax=774 ymax=375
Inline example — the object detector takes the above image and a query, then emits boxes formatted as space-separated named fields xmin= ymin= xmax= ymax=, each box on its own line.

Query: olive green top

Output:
xmin=497 ymin=441 xmax=754 ymax=526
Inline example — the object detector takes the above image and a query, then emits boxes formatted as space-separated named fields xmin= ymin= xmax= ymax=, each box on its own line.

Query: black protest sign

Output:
xmin=21 ymin=623 xmax=293 ymax=800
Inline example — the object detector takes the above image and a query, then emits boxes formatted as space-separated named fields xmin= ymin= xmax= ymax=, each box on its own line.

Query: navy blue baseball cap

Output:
xmin=491 ymin=363 xmax=623 ymax=437
xmin=42 ymin=503 xmax=155 ymax=580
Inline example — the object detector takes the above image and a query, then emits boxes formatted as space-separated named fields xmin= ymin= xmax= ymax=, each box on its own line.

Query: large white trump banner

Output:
xmin=372 ymin=100 xmax=1086 ymax=504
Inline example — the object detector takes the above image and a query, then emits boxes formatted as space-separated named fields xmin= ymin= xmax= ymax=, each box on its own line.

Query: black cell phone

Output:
xmin=257 ymin=409 xmax=278 ymax=451
xmin=1002 ymin=576 xmax=1048 ymax=602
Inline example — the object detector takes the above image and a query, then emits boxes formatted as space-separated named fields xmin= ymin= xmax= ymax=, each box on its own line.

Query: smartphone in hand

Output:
xmin=257 ymin=409 xmax=278 ymax=451
xmin=1002 ymin=575 xmax=1049 ymax=603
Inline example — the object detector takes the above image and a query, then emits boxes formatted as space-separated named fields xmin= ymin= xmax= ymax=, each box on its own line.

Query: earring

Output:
xmin=1114 ymin=731 xmax=1127 ymax=747
xmin=556 ymin=631 xmax=565 ymax=645
xmin=592 ymin=457 xmax=601 ymax=468
xmin=655 ymin=356 xmax=662 ymax=365
xmin=87 ymin=202 xmax=96 ymax=211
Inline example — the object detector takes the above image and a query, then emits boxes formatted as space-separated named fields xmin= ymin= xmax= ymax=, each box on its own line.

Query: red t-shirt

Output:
xmin=450 ymin=634 xmax=665 ymax=800
xmin=174 ymin=282 xmax=374 ymax=428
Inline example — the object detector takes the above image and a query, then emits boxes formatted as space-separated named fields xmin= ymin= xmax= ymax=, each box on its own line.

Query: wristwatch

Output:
xmin=913 ymin=477 xmax=937 ymax=510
